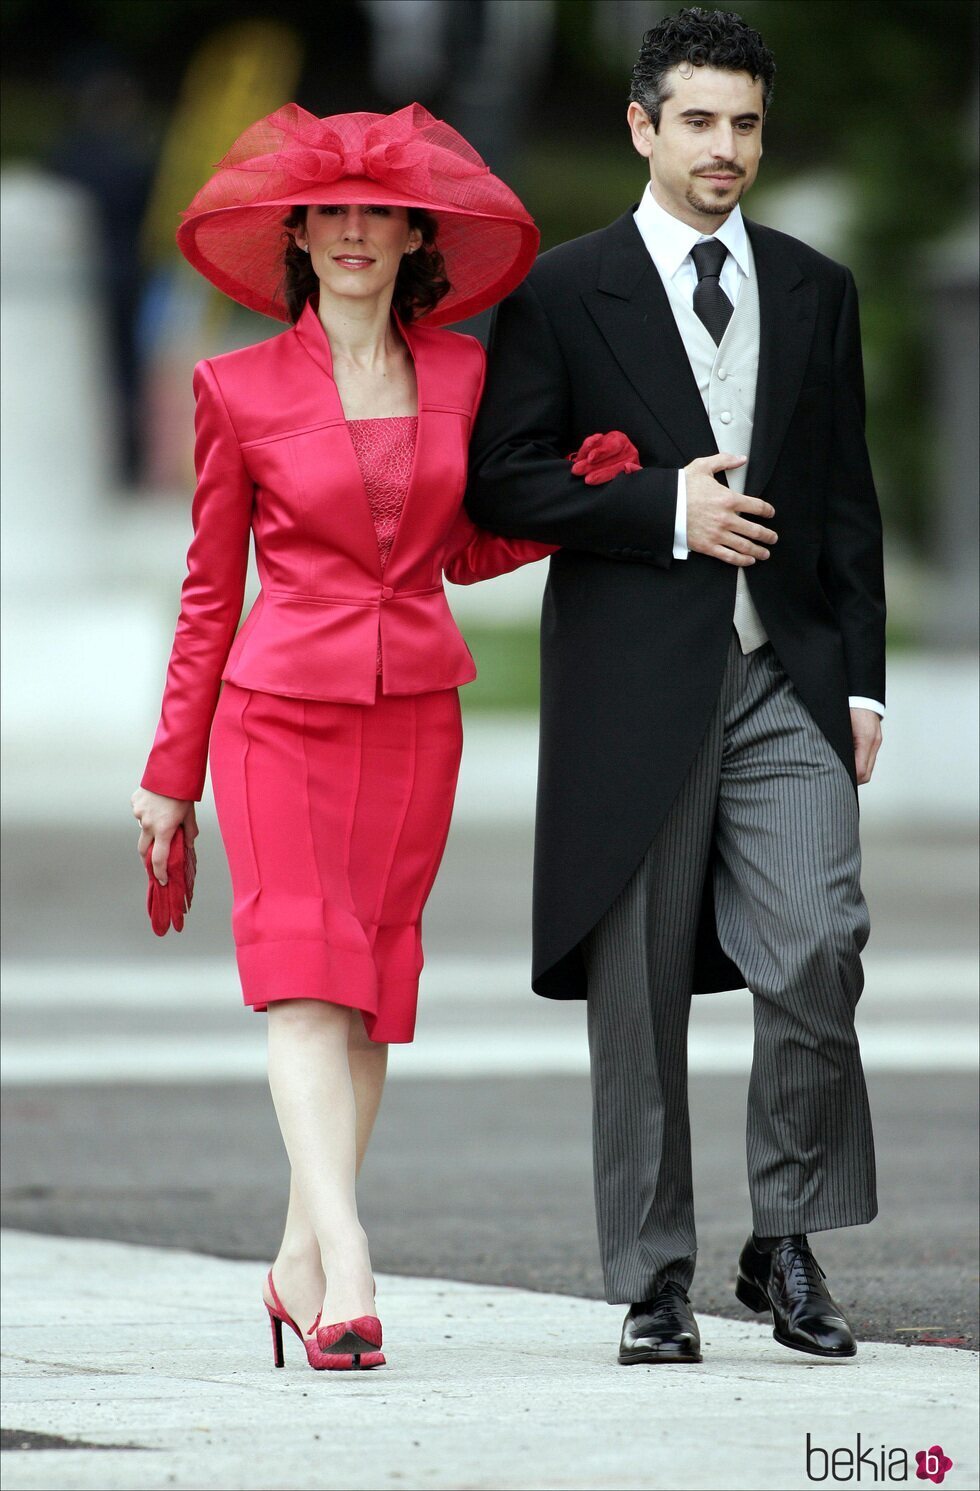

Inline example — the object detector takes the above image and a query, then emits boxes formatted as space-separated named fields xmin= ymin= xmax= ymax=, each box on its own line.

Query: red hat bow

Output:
xmin=195 ymin=103 xmax=490 ymax=213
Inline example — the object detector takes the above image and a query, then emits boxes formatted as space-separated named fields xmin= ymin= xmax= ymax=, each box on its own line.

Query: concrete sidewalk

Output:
xmin=2 ymin=1231 xmax=977 ymax=1491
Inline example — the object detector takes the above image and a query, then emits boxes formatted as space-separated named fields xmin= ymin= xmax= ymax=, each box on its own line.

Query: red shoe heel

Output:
xmin=315 ymin=1314 xmax=385 ymax=1370
xmin=262 ymin=1269 xmax=331 ymax=1371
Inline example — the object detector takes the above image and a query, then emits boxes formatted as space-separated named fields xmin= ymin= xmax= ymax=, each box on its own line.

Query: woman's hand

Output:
xmin=130 ymin=788 xmax=198 ymax=885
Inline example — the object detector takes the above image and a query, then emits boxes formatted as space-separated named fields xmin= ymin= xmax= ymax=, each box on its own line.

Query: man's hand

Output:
xmin=684 ymin=453 xmax=778 ymax=566
xmin=850 ymin=708 xmax=882 ymax=785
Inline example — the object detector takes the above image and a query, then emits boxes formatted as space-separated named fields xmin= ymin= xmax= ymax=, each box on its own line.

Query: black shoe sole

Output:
xmin=618 ymin=1348 xmax=703 ymax=1365
xmin=771 ymin=1330 xmax=857 ymax=1359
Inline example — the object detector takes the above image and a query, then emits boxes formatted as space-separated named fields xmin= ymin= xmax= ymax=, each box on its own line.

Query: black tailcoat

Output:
xmin=466 ymin=208 xmax=886 ymax=1000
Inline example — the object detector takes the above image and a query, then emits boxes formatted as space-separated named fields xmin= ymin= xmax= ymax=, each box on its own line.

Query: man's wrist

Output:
xmin=848 ymin=696 xmax=885 ymax=719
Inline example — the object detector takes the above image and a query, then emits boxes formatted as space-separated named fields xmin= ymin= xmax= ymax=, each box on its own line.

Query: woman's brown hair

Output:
xmin=279 ymin=206 xmax=451 ymax=324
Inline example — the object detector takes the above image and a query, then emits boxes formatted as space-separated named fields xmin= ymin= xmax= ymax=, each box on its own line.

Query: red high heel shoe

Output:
xmin=263 ymin=1269 xmax=332 ymax=1370
xmin=315 ymin=1313 xmax=385 ymax=1370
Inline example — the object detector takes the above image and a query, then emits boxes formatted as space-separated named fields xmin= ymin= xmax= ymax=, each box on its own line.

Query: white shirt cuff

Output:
xmin=848 ymin=696 xmax=885 ymax=718
xmin=672 ymin=468 xmax=688 ymax=558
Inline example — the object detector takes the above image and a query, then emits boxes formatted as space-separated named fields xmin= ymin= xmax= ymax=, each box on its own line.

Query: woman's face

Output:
xmin=295 ymin=204 xmax=422 ymax=307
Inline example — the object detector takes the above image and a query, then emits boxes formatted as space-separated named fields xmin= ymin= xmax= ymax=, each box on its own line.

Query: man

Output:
xmin=466 ymin=6 xmax=885 ymax=1364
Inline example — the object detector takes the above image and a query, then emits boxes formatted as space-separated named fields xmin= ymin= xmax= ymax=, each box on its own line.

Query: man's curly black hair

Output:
xmin=630 ymin=7 xmax=776 ymax=130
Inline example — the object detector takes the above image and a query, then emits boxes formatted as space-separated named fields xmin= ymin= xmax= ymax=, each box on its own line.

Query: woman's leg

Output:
xmin=270 ymin=1013 xmax=389 ymax=1325
xmin=348 ymin=1008 xmax=390 ymax=1165
xmin=270 ymin=1173 xmax=324 ymax=1334
xmin=266 ymin=999 xmax=386 ymax=1328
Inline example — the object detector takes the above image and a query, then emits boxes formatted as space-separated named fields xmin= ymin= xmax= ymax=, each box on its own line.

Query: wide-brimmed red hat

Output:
xmin=176 ymin=102 xmax=539 ymax=326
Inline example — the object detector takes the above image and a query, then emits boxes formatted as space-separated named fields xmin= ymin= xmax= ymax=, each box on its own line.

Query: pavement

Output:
xmin=2 ymin=1230 xmax=978 ymax=1491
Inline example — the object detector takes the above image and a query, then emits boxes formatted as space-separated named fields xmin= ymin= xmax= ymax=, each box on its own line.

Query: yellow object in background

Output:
xmin=138 ymin=21 xmax=303 ymax=489
xmin=141 ymin=19 xmax=303 ymax=271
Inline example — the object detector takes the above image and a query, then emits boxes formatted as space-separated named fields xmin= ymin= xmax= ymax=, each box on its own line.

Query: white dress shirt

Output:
xmin=632 ymin=185 xmax=884 ymax=718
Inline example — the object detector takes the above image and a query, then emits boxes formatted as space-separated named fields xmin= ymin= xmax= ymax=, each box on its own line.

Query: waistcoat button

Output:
xmin=719 ymin=411 xmax=733 ymax=424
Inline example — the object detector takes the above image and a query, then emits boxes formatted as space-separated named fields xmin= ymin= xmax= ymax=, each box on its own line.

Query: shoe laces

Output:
xmin=779 ymin=1238 xmax=826 ymax=1293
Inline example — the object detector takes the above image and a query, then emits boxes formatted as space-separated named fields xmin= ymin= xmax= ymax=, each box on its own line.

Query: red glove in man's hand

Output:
xmin=568 ymin=431 xmax=642 ymax=485
xmin=144 ymin=824 xmax=197 ymax=935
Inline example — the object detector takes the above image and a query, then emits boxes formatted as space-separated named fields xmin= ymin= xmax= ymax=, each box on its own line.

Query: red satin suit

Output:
xmin=141 ymin=298 xmax=552 ymax=1040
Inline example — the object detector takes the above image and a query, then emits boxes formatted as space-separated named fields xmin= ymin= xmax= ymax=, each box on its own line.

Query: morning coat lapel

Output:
xmin=742 ymin=219 xmax=818 ymax=497
xmin=581 ymin=208 xmax=718 ymax=462
xmin=582 ymin=209 xmax=819 ymax=498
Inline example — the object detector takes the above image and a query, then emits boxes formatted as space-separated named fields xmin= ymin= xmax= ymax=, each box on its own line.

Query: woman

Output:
xmin=130 ymin=103 xmax=553 ymax=1371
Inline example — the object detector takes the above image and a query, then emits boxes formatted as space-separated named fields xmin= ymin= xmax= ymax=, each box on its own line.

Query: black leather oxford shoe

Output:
xmin=735 ymin=1234 xmax=857 ymax=1358
xmin=618 ymin=1280 xmax=702 ymax=1364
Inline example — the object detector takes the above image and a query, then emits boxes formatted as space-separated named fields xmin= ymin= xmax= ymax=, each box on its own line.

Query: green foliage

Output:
xmin=458 ymin=624 xmax=542 ymax=714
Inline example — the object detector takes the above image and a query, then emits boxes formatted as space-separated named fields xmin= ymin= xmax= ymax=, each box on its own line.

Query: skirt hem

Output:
xmin=238 ymin=937 xmax=421 ymax=1043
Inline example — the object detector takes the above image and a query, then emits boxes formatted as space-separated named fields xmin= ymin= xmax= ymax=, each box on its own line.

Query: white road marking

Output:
xmin=2 ymin=954 xmax=977 ymax=1007
xmin=2 ymin=955 xmax=975 ymax=1084
xmin=0 ymin=1024 xmax=976 ymax=1085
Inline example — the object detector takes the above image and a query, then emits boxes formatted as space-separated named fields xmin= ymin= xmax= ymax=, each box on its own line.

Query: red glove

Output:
xmin=144 ymin=824 xmax=197 ymax=935
xmin=568 ymin=431 xmax=642 ymax=485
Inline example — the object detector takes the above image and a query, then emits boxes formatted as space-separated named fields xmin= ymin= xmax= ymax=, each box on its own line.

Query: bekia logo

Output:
xmin=915 ymin=1447 xmax=955 ymax=1485
xmin=806 ymin=1434 xmax=955 ymax=1483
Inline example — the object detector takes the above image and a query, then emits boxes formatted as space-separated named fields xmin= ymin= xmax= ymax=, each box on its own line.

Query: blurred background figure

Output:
xmin=366 ymin=0 xmax=552 ymax=176
xmin=43 ymin=48 xmax=157 ymax=488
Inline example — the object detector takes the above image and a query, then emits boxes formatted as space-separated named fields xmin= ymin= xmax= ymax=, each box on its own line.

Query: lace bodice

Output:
xmin=347 ymin=415 xmax=418 ymax=673
xmin=347 ymin=415 xmax=418 ymax=573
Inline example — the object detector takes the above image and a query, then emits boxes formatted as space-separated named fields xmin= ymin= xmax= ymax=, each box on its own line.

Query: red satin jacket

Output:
xmin=140 ymin=298 xmax=554 ymax=802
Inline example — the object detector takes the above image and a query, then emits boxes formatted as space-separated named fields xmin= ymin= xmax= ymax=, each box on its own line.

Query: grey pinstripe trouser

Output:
xmin=581 ymin=633 xmax=878 ymax=1305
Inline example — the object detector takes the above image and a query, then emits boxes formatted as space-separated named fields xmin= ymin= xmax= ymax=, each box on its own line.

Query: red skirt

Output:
xmin=208 ymin=679 xmax=463 ymax=1043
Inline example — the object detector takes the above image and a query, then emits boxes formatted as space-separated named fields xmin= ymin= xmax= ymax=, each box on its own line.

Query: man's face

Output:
xmin=628 ymin=64 xmax=764 ymax=228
